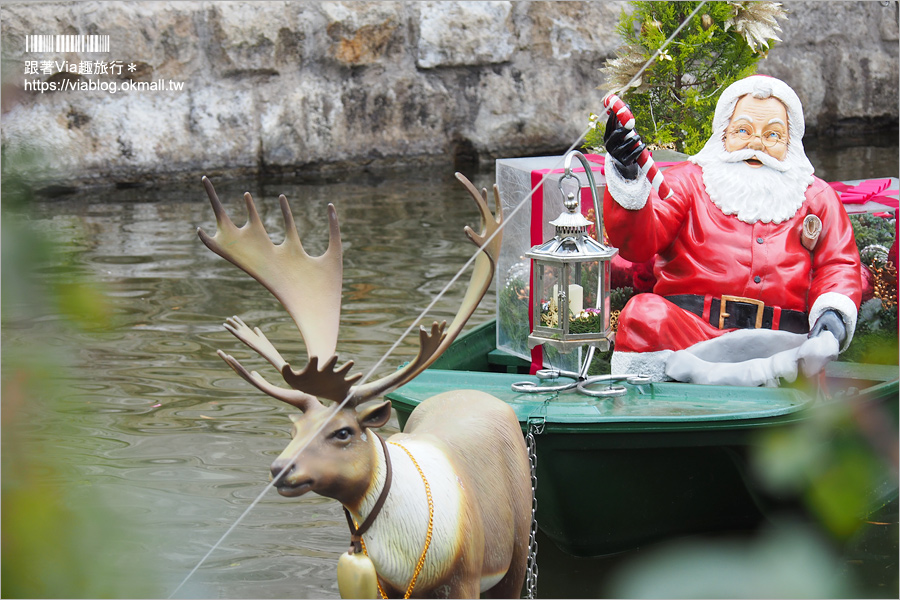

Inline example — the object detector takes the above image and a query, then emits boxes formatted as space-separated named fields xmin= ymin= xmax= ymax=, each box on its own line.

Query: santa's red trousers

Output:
xmin=615 ymin=294 xmax=737 ymax=353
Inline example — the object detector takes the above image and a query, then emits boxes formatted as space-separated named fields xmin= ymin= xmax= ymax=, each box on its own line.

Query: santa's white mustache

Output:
xmin=723 ymin=148 xmax=789 ymax=172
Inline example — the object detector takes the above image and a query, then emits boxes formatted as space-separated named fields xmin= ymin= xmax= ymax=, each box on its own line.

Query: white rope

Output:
xmin=168 ymin=4 xmax=705 ymax=596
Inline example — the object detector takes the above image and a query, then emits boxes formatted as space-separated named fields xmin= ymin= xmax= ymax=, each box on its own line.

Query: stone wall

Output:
xmin=1 ymin=1 xmax=897 ymax=189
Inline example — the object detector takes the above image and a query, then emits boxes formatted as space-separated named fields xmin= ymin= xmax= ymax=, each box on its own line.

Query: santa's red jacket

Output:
xmin=604 ymin=162 xmax=862 ymax=354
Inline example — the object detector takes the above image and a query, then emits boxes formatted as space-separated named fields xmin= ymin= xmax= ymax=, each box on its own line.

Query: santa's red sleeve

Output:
xmin=603 ymin=161 xmax=694 ymax=263
xmin=805 ymin=178 xmax=863 ymax=350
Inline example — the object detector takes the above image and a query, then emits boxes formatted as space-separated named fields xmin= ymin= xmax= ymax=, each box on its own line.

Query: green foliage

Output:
xmin=844 ymin=214 xmax=898 ymax=364
xmin=849 ymin=213 xmax=896 ymax=256
xmin=2 ymin=147 xmax=164 ymax=598
xmin=842 ymin=299 xmax=899 ymax=365
xmin=498 ymin=275 xmax=531 ymax=357
xmin=568 ymin=310 xmax=605 ymax=334
xmin=610 ymin=286 xmax=636 ymax=313
xmin=754 ymin=399 xmax=897 ymax=541
xmin=587 ymin=1 xmax=785 ymax=154
xmin=2 ymin=150 xmax=110 ymax=331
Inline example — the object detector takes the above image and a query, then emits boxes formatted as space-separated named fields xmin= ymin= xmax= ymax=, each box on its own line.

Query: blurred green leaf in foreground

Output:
xmin=2 ymin=146 xmax=164 ymax=598
xmin=608 ymin=376 xmax=898 ymax=598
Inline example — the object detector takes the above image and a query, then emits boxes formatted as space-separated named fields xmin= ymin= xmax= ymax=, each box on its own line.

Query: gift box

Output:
xmin=495 ymin=151 xmax=684 ymax=372
xmin=494 ymin=154 xmax=607 ymax=373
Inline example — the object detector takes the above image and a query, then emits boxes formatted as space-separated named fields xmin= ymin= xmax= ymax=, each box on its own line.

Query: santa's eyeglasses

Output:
xmin=726 ymin=125 xmax=786 ymax=148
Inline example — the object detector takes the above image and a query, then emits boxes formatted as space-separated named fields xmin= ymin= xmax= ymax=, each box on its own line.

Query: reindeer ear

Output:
xmin=357 ymin=400 xmax=392 ymax=430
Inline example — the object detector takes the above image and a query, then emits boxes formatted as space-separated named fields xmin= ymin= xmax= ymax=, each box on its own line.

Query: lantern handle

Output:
xmin=561 ymin=150 xmax=604 ymax=247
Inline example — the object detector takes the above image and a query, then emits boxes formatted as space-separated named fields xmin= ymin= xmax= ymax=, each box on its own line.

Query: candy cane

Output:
xmin=603 ymin=93 xmax=674 ymax=199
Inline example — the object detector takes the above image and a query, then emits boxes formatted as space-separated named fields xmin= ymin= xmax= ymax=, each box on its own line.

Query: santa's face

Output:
xmin=690 ymin=92 xmax=814 ymax=225
xmin=723 ymin=96 xmax=789 ymax=165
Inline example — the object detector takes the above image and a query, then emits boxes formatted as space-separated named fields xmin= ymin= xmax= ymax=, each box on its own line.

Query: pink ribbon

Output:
xmin=829 ymin=178 xmax=899 ymax=211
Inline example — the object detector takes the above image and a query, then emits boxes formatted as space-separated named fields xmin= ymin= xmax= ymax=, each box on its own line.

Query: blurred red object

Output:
xmin=611 ymin=255 xmax=656 ymax=293
xmin=861 ymin=264 xmax=875 ymax=302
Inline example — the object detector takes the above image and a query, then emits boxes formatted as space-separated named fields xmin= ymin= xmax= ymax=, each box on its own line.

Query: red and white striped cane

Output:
xmin=602 ymin=93 xmax=674 ymax=199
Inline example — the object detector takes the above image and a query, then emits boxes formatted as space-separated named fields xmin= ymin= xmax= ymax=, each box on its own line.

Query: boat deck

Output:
xmin=389 ymin=320 xmax=898 ymax=433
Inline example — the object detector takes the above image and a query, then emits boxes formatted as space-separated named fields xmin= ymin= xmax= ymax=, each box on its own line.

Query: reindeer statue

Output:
xmin=197 ymin=175 xmax=530 ymax=599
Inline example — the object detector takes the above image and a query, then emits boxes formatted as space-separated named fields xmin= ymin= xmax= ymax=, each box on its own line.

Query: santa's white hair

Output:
xmin=690 ymin=75 xmax=815 ymax=224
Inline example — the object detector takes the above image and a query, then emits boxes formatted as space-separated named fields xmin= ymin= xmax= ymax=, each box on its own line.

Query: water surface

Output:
xmin=4 ymin=139 xmax=897 ymax=598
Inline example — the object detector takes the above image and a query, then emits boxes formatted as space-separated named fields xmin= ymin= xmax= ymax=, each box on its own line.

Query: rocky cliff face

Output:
xmin=1 ymin=1 xmax=897 ymax=188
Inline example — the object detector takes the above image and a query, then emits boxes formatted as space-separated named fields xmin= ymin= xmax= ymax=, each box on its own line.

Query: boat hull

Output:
xmin=528 ymin=426 xmax=774 ymax=556
xmin=386 ymin=321 xmax=899 ymax=557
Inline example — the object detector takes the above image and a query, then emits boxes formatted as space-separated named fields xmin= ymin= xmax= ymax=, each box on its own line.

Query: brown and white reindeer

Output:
xmin=197 ymin=175 xmax=531 ymax=599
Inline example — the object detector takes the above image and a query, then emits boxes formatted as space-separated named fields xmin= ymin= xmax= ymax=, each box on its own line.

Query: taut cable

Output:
xmin=168 ymin=5 xmax=704 ymax=596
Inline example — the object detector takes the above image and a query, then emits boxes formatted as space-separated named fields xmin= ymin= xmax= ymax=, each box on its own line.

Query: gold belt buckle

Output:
xmin=719 ymin=295 xmax=765 ymax=329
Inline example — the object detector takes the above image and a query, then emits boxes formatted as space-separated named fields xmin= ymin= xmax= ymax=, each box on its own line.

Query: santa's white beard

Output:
xmin=690 ymin=146 xmax=814 ymax=224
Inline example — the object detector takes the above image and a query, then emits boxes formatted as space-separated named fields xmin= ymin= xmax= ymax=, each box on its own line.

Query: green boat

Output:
xmin=386 ymin=319 xmax=898 ymax=557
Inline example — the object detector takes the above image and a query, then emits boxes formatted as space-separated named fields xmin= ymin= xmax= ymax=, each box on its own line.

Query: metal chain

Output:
xmin=524 ymin=418 xmax=544 ymax=599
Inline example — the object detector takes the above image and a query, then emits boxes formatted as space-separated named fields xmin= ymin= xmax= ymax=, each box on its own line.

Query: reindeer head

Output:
xmin=267 ymin=392 xmax=392 ymax=507
xmin=198 ymin=175 xmax=502 ymax=505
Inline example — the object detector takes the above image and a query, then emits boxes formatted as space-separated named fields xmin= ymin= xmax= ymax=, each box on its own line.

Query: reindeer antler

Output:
xmin=198 ymin=177 xmax=343 ymax=361
xmin=200 ymin=173 xmax=502 ymax=408
xmin=216 ymin=349 xmax=319 ymax=412
xmin=342 ymin=173 xmax=503 ymax=405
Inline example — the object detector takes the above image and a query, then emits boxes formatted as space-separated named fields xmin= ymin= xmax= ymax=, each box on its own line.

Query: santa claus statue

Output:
xmin=603 ymin=75 xmax=862 ymax=386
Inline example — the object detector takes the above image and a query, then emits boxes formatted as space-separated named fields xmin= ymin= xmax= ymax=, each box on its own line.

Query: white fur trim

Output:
xmin=604 ymin=152 xmax=653 ymax=210
xmin=665 ymin=329 xmax=803 ymax=386
xmin=796 ymin=331 xmax=841 ymax=378
xmin=809 ymin=292 xmax=859 ymax=352
xmin=611 ymin=349 xmax=673 ymax=382
xmin=664 ymin=328 xmax=839 ymax=387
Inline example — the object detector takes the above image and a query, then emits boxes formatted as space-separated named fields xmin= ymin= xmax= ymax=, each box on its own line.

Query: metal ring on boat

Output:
xmin=512 ymin=379 xmax=579 ymax=394
xmin=513 ymin=373 xmax=651 ymax=396
xmin=534 ymin=368 xmax=580 ymax=380
xmin=576 ymin=373 xmax=651 ymax=398
xmin=577 ymin=379 xmax=628 ymax=397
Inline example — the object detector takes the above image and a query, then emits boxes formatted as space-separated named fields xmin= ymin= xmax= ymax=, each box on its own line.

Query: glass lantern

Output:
xmin=526 ymin=151 xmax=618 ymax=354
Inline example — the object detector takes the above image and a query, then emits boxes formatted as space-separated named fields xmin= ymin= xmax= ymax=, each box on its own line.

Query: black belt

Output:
xmin=665 ymin=294 xmax=809 ymax=334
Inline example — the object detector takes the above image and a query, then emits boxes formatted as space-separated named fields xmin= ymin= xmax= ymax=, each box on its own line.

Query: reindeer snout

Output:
xmin=269 ymin=460 xmax=313 ymax=497
xmin=270 ymin=460 xmax=294 ymax=484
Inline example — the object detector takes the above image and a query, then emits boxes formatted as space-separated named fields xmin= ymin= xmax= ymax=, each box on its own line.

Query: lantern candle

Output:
xmin=551 ymin=283 xmax=583 ymax=316
xmin=568 ymin=284 xmax=583 ymax=315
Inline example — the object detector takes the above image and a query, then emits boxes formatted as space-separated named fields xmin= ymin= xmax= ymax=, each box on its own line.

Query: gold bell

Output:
xmin=337 ymin=548 xmax=378 ymax=599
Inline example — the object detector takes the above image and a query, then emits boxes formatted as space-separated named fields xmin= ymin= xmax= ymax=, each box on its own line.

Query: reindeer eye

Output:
xmin=331 ymin=427 xmax=353 ymax=442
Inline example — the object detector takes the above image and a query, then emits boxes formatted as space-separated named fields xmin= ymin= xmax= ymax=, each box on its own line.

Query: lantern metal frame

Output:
xmin=514 ymin=151 xmax=649 ymax=398
xmin=526 ymin=151 xmax=618 ymax=354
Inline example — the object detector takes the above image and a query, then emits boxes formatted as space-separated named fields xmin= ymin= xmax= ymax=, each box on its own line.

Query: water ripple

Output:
xmin=11 ymin=171 xmax=518 ymax=598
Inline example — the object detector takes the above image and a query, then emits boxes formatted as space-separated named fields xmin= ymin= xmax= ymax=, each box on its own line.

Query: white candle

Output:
xmin=568 ymin=284 xmax=583 ymax=315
